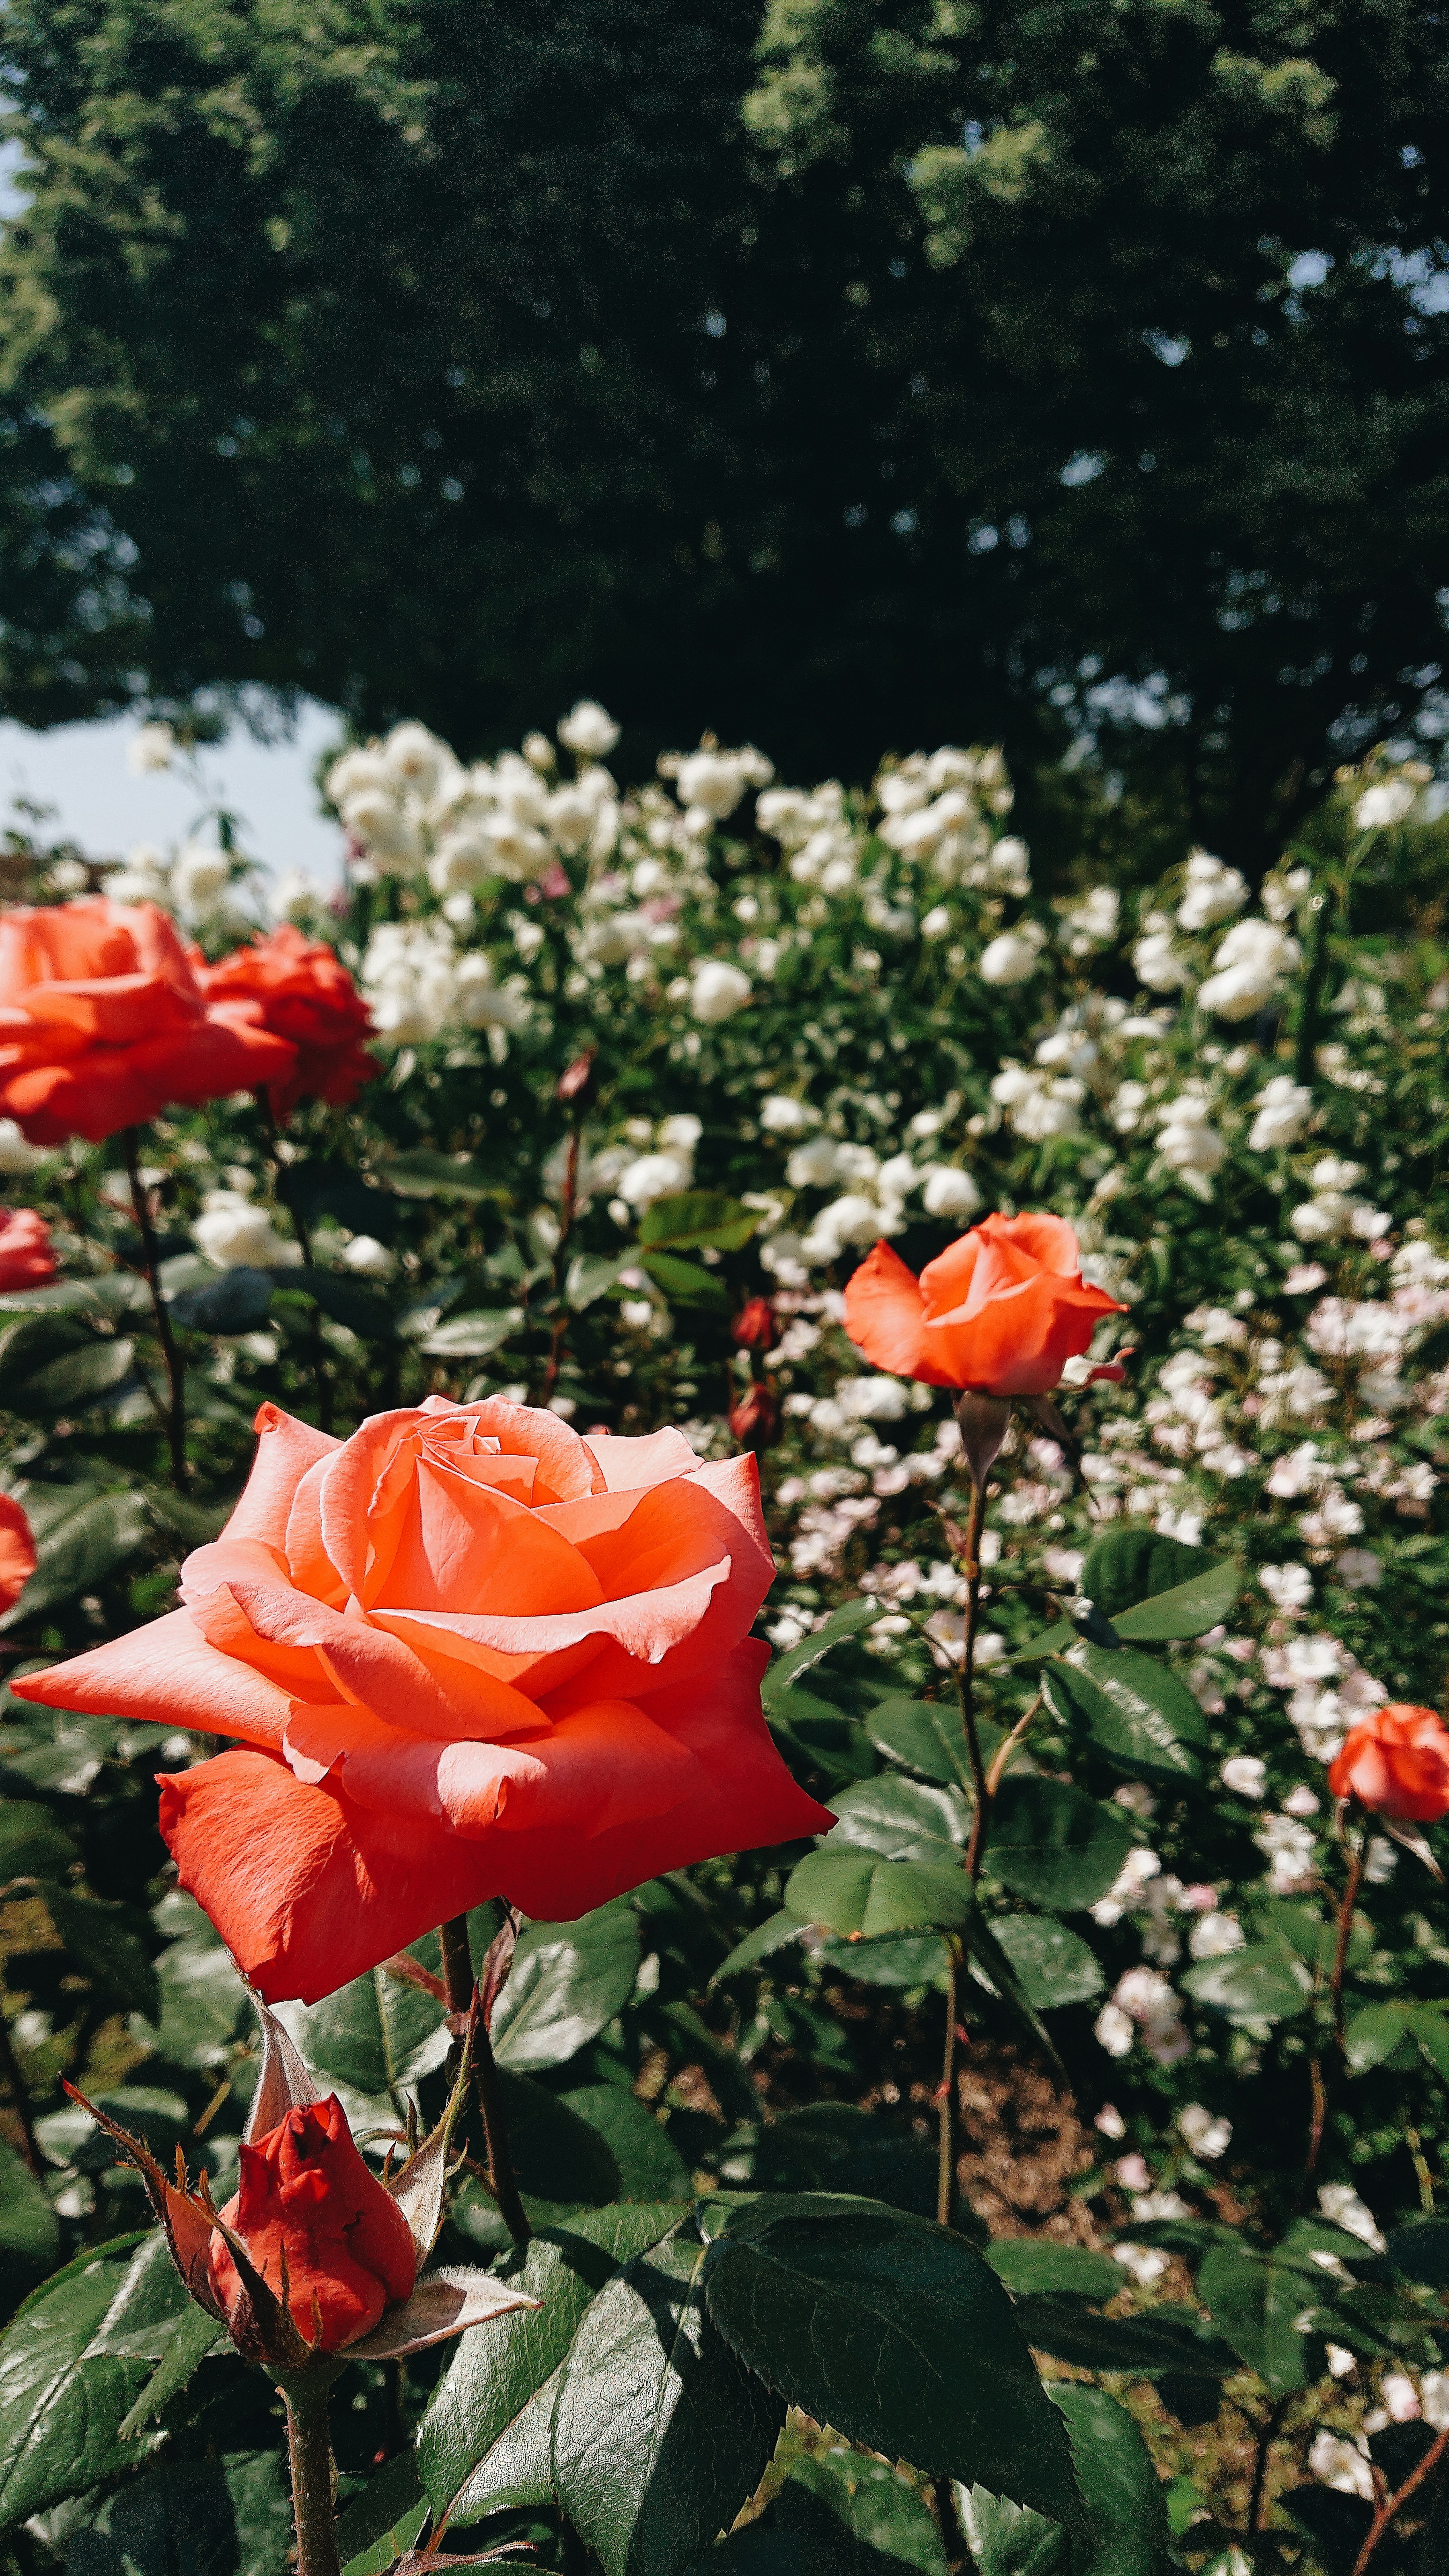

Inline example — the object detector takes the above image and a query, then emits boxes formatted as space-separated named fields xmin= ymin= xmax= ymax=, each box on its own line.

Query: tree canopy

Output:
xmin=2 ymin=0 xmax=1447 ymax=861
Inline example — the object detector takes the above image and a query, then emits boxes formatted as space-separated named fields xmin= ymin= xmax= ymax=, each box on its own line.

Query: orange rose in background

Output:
xmin=17 ymin=1398 xmax=830 ymax=2001
xmin=0 ymin=1495 xmax=36 ymax=1615
xmin=198 ymin=926 xmax=377 ymax=1121
xmin=1328 ymin=1703 xmax=1449 ymax=1823
xmin=0 ymin=900 xmax=297 ymax=1144
xmin=844 ymin=1212 xmax=1124 ymax=1396
xmin=0 ymin=1207 xmax=55 ymax=1290
xmin=208 ymin=2094 xmax=417 ymax=2353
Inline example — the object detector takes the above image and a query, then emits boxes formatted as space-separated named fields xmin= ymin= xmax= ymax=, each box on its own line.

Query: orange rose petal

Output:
xmin=226 ymin=1406 xmax=340 ymax=1557
xmin=580 ymin=1425 xmax=703 ymax=1492
xmin=208 ymin=1570 xmax=546 ymax=1742
xmin=0 ymin=1495 xmax=36 ymax=1615
xmin=14 ymin=1607 xmax=291 ymax=1748
xmin=375 ymin=1461 xmax=605 ymax=1620
xmin=843 ymin=1240 xmax=952 ymax=1383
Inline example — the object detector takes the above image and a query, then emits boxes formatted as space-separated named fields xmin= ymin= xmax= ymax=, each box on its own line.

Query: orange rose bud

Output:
xmin=729 ymin=1380 xmax=778 ymax=1447
xmin=0 ymin=1494 xmax=35 ymax=1616
xmin=0 ymin=1207 xmax=55 ymax=1291
xmin=197 ymin=926 xmax=377 ymax=1122
xmin=1327 ymin=1703 xmax=1449 ymax=1824
xmin=732 ymin=1297 xmax=779 ymax=1353
xmin=844 ymin=1212 xmax=1124 ymax=1398
xmin=207 ymin=2095 xmax=417 ymax=2354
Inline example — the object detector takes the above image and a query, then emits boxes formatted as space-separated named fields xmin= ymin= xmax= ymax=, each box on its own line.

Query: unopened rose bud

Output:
xmin=208 ymin=2095 xmax=417 ymax=2355
xmin=556 ymin=1048 xmax=598 ymax=1109
xmin=729 ymin=1381 xmax=778 ymax=1449
xmin=732 ymin=1296 xmax=779 ymax=1352
xmin=1328 ymin=1704 xmax=1449 ymax=1824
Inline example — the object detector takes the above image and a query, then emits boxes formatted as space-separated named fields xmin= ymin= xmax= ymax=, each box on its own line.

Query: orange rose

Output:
xmin=197 ymin=926 xmax=377 ymax=1121
xmin=0 ymin=900 xmax=297 ymax=1144
xmin=208 ymin=2093 xmax=417 ymax=2353
xmin=0 ymin=1208 xmax=55 ymax=1291
xmin=17 ymin=1398 xmax=830 ymax=2001
xmin=0 ymin=1495 xmax=36 ymax=1616
xmin=844 ymin=1212 xmax=1125 ymax=1396
xmin=1327 ymin=1703 xmax=1449 ymax=1823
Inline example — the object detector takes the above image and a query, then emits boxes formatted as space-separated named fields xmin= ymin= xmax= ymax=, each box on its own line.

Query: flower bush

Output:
xmin=0 ymin=712 xmax=1447 ymax=2573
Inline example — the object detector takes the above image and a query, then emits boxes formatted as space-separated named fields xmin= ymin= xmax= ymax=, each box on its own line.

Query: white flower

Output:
xmin=921 ymin=1164 xmax=981 ymax=1219
xmin=1317 ymin=2184 xmax=1386 ymax=2251
xmin=1177 ymin=848 xmax=1248 ymax=931
xmin=617 ymin=1152 xmax=692 ymax=1210
xmin=1189 ymin=1911 xmax=1246 ymax=1961
xmin=1335 ymin=1548 xmax=1382 ymax=1588
xmin=1221 ymin=1755 xmax=1267 ymax=1799
xmin=980 ymin=923 xmax=1045 ymax=985
xmin=1178 ymin=2104 xmax=1233 ymax=2160
xmin=837 ymin=1376 xmax=910 ymax=1422
xmin=1094 ymin=2002 xmax=1135 ymax=2057
xmin=691 ymin=960 xmax=752 ymax=1023
xmin=340 ymin=1234 xmax=395 ymax=1280
xmin=1197 ymin=918 xmax=1301 ymax=1020
xmin=171 ymin=844 xmax=232 ymax=915
xmin=382 ymin=721 xmax=446 ymax=796
xmin=1157 ymin=1095 xmax=1226 ymax=1173
xmin=270 ymin=870 xmax=321 ymax=926
xmin=1353 ymin=779 xmax=1416 ymax=830
xmin=127 ymin=721 xmax=175 ymax=775
xmin=677 ymin=749 xmax=767 ymax=821
xmin=1260 ymin=1562 xmax=1314 ymax=1616
xmin=558 ymin=700 xmax=621 ymax=758
xmin=1112 ymin=2243 xmax=1169 ymax=2288
xmin=920 ymin=904 xmax=952 ymax=939
xmin=192 ymin=1190 xmax=296 ymax=1270
xmin=1133 ymin=922 xmax=1190 ymax=992
xmin=0 ymin=1118 xmax=47 ymax=1173
xmin=1058 ymin=886 xmax=1119 ymax=956
xmin=761 ymin=1095 xmax=820 ymax=1135
xmin=1249 ymin=1075 xmax=1313 ymax=1152
xmin=326 ymin=747 xmax=391 ymax=806
xmin=1308 ymin=2434 xmax=1374 ymax=2501
xmin=787 ymin=1136 xmax=843 ymax=1190
xmin=340 ymin=787 xmax=421 ymax=873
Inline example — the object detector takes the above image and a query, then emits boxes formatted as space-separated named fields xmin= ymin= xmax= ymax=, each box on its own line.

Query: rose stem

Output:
xmin=256 ymin=1092 xmax=332 ymax=1435
xmin=1306 ymin=1816 xmax=1366 ymax=2183
xmin=283 ymin=2380 xmax=342 ymax=2576
xmin=439 ymin=1914 xmax=532 ymax=2248
xmin=935 ymin=1935 xmax=963 ymax=2229
xmin=957 ymin=1473 xmax=991 ymax=1885
xmin=1349 ymin=2421 xmax=1449 ymax=2576
xmin=123 ymin=1129 xmax=189 ymax=1493
xmin=0 ymin=2003 xmax=45 ymax=2178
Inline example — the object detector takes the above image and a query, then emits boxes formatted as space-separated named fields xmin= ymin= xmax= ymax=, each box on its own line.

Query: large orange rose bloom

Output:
xmin=844 ymin=1212 xmax=1125 ymax=1397
xmin=16 ymin=1398 xmax=830 ymax=2001
xmin=0 ymin=900 xmax=297 ymax=1144
xmin=1328 ymin=1703 xmax=1449 ymax=1823
xmin=197 ymin=926 xmax=377 ymax=1121
xmin=0 ymin=1208 xmax=55 ymax=1291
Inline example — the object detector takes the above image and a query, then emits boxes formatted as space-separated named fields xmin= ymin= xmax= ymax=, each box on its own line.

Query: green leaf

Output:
xmin=1042 ymin=1648 xmax=1206 ymax=1787
xmin=286 ymin=1268 xmax=396 ymax=1341
xmin=117 ymin=2301 xmax=229 ymax=2438
xmin=828 ymin=1773 xmax=969 ymax=1865
xmin=817 ymin=1930 xmax=951 ymax=1988
xmin=419 ymin=1307 xmax=524 ymax=1360
xmin=2 ymin=1484 xmax=150 ymax=1628
xmin=763 ymin=1598 xmax=888 ymax=1702
xmin=955 ymin=2484 xmax=1068 ymax=2576
xmin=987 ymin=1917 xmax=1105 ymax=2012
xmin=9 ymin=1337 xmax=136 ymax=1416
xmin=1111 ymin=1563 xmax=1241 ymax=1642
xmin=0 ymin=1798 xmax=78 ymax=1878
xmin=1012 ymin=2300 xmax=1236 ymax=2381
xmin=733 ymin=2104 xmax=937 ymax=2221
xmin=1079 ymin=1531 xmax=1220 ymax=1623
xmin=0 ymin=2230 xmax=184 ymax=2528
xmin=704 ymin=2195 xmax=1083 ymax=2535
xmin=66 ymin=2449 xmax=293 ymax=2576
xmin=639 ymin=1249 xmax=731 ymax=1310
xmin=495 ymin=2068 xmax=622 ymax=2207
xmin=32 ymin=1882 xmax=160 ymax=2023
xmin=421 ymin=2205 xmax=689 ymax=2526
xmin=0 ymin=2138 xmax=60 ymax=2291
xmin=866 ymin=1695 xmax=975 ymax=1790
xmin=383 ymin=1147 xmax=506 ymax=1201
xmin=1197 ymin=2241 xmax=1315 ymax=2395
xmin=492 ymin=1904 xmax=641 ymax=2072
xmin=566 ymin=1253 xmax=627 ymax=1310
xmin=1407 ymin=2004 xmax=1449 ymax=2083
xmin=638 ymin=1191 xmax=761 ymax=1253
xmin=299 ymin=1950 xmax=450 ymax=2100
xmin=986 ymin=2242 xmax=1124 ymax=2301
xmin=1049 ymin=2383 xmax=1172 ymax=2576
xmin=712 ymin=1910 xmax=807 ymax=1984
xmin=147 ymin=1909 xmax=250 ymax=2072
xmin=169 ymin=1267 xmax=274 ymax=1335
xmin=335 ymin=2455 xmax=428 ymax=2576
xmin=1386 ymin=2216 xmax=1449 ymax=2287
xmin=1181 ymin=1943 xmax=1312 ymax=2025
xmin=558 ymin=2087 xmax=692 ymax=2203
xmin=961 ymin=1907 xmax=1064 ymax=2073
xmin=1344 ymin=2002 xmax=1413 ymax=2074
xmin=1000 ymin=1621 xmax=1077 ymax=1667
xmin=986 ymin=1778 xmax=1135 ymax=1913
xmin=711 ymin=2448 xmax=950 ymax=2571
xmin=784 ymin=1847 xmax=972 ymax=1938
xmin=550 ymin=2213 xmax=786 ymax=2576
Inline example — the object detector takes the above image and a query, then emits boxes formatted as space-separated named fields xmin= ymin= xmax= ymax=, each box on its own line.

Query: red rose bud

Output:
xmin=557 ymin=1047 xmax=598 ymax=1108
xmin=207 ymin=2094 xmax=417 ymax=2354
xmin=1328 ymin=1703 xmax=1449 ymax=1824
xmin=732 ymin=1296 xmax=779 ymax=1353
xmin=729 ymin=1380 xmax=778 ymax=1448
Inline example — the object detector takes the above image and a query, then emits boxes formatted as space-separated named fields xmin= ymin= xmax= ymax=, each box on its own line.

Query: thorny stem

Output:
xmin=957 ymin=1478 xmax=991 ymax=1886
xmin=1306 ymin=1821 xmax=1366 ymax=2183
xmin=123 ymin=1130 xmax=188 ymax=1492
xmin=439 ymin=1914 xmax=532 ymax=2248
xmin=283 ymin=2379 xmax=342 ymax=2576
xmin=0 ymin=2005 xmax=45 ymax=2178
xmin=1349 ymin=2420 xmax=1449 ymax=2576
xmin=936 ymin=1938 xmax=962 ymax=2230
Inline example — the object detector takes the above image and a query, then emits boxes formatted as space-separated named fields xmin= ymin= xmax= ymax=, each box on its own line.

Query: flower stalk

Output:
xmin=440 ymin=1913 xmax=531 ymax=2248
xmin=280 ymin=2373 xmax=344 ymax=2576
xmin=123 ymin=1128 xmax=188 ymax=1492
